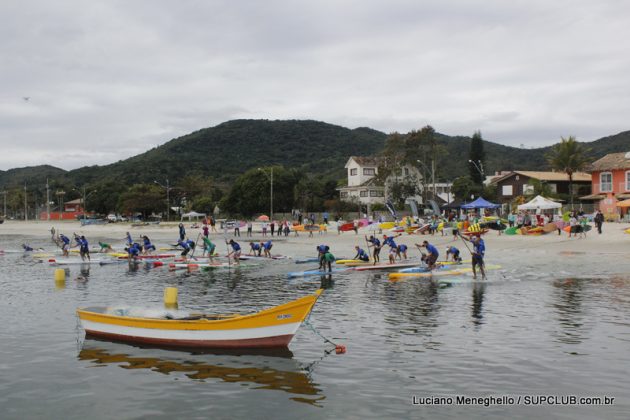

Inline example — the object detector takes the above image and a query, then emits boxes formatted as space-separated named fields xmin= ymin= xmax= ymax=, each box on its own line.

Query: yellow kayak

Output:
xmin=379 ymin=222 xmax=395 ymax=229
xmin=625 ymin=228 xmax=630 ymax=234
xmin=336 ymin=259 xmax=367 ymax=265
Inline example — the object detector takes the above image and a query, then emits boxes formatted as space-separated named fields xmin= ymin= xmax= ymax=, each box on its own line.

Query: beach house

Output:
xmin=582 ymin=152 xmax=630 ymax=220
xmin=491 ymin=170 xmax=591 ymax=204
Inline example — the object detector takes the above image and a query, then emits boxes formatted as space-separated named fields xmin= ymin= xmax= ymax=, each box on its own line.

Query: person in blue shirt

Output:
xmin=418 ymin=240 xmax=439 ymax=270
xmin=249 ymin=241 xmax=262 ymax=256
xmin=78 ymin=235 xmax=90 ymax=261
xmin=323 ymin=211 xmax=329 ymax=225
xmin=59 ymin=233 xmax=71 ymax=256
xmin=445 ymin=246 xmax=462 ymax=263
xmin=261 ymin=240 xmax=273 ymax=258
xmin=142 ymin=235 xmax=156 ymax=254
xmin=126 ymin=242 xmax=142 ymax=259
xmin=353 ymin=246 xmax=370 ymax=262
xmin=125 ymin=232 xmax=133 ymax=246
xmin=317 ymin=244 xmax=330 ymax=269
xmin=178 ymin=223 xmax=186 ymax=241
xmin=22 ymin=244 xmax=34 ymax=252
xmin=177 ymin=239 xmax=195 ymax=257
xmin=366 ymin=235 xmax=381 ymax=264
xmin=227 ymin=239 xmax=241 ymax=264
xmin=397 ymin=243 xmax=408 ymax=260
xmin=461 ymin=235 xmax=486 ymax=279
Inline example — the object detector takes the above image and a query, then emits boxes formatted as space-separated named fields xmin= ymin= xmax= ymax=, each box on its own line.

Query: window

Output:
xmin=523 ymin=184 xmax=534 ymax=194
xmin=360 ymin=190 xmax=368 ymax=197
xmin=363 ymin=168 xmax=375 ymax=176
xmin=548 ymin=183 xmax=557 ymax=193
xmin=340 ymin=192 xmax=348 ymax=198
xmin=350 ymin=168 xmax=357 ymax=176
xmin=502 ymin=185 xmax=513 ymax=196
xmin=600 ymin=172 xmax=612 ymax=192
xmin=404 ymin=167 xmax=409 ymax=176
xmin=626 ymin=171 xmax=630 ymax=191
xmin=370 ymin=190 xmax=384 ymax=197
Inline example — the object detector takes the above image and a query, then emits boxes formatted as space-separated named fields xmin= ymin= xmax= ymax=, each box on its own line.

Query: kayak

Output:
xmin=389 ymin=264 xmax=501 ymax=280
xmin=335 ymin=259 xmax=368 ymax=265
xmin=287 ymin=267 xmax=353 ymax=278
xmin=504 ymin=227 xmax=518 ymax=235
xmin=354 ymin=262 xmax=420 ymax=271
xmin=339 ymin=222 xmax=356 ymax=232
xmin=379 ymin=222 xmax=395 ymax=229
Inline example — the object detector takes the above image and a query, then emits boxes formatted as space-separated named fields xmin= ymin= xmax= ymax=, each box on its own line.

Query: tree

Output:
xmin=118 ymin=184 xmax=164 ymax=218
xmin=451 ymin=176 xmax=482 ymax=201
xmin=468 ymin=131 xmax=486 ymax=185
xmin=526 ymin=179 xmax=553 ymax=198
xmin=545 ymin=136 xmax=590 ymax=208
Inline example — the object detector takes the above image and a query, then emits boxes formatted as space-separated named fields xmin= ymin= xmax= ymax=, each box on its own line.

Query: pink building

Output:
xmin=583 ymin=152 xmax=630 ymax=219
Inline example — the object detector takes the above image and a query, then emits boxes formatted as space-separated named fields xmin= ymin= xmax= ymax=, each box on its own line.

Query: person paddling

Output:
xmin=227 ymin=239 xmax=241 ymax=264
xmin=460 ymin=234 xmax=486 ymax=280
xmin=202 ymin=237 xmax=216 ymax=257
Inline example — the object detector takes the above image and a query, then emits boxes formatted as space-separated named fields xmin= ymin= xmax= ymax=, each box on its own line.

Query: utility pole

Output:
xmin=153 ymin=179 xmax=171 ymax=221
xmin=24 ymin=184 xmax=27 ymax=221
xmin=46 ymin=179 xmax=50 ymax=221
xmin=257 ymin=167 xmax=274 ymax=221
xmin=1 ymin=190 xmax=6 ymax=218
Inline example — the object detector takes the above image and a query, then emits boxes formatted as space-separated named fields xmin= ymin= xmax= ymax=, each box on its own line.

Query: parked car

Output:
xmin=107 ymin=214 xmax=117 ymax=222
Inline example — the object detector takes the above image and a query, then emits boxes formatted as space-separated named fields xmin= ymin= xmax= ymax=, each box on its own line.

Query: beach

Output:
xmin=2 ymin=219 xmax=630 ymax=270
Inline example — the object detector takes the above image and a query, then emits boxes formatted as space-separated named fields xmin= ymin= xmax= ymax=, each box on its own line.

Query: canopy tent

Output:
xmin=616 ymin=199 xmax=630 ymax=208
xmin=460 ymin=197 xmax=500 ymax=209
xmin=256 ymin=214 xmax=270 ymax=221
xmin=517 ymin=195 xmax=562 ymax=211
xmin=441 ymin=199 xmax=466 ymax=209
xmin=181 ymin=211 xmax=206 ymax=221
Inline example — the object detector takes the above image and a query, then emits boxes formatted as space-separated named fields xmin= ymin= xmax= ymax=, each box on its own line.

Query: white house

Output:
xmin=338 ymin=156 xmax=386 ymax=205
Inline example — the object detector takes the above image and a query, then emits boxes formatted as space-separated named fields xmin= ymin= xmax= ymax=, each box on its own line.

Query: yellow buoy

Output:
xmin=54 ymin=268 xmax=66 ymax=282
xmin=164 ymin=287 xmax=178 ymax=309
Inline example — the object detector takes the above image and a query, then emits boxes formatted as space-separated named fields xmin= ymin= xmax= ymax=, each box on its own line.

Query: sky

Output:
xmin=1 ymin=0 xmax=629 ymax=171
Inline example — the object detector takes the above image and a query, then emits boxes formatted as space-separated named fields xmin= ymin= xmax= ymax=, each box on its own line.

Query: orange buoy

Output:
xmin=335 ymin=345 xmax=346 ymax=354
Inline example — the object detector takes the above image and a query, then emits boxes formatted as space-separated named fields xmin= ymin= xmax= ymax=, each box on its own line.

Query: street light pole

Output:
xmin=1 ymin=190 xmax=7 ymax=218
xmin=56 ymin=190 xmax=65 ymax=220
xmin=258 ymin=167 xmax=274 ymax=221
xmin=154 ymin=179 xmax=171 ymax=221
xmin=468 ymin=159 xmax=485 ymax=181
xmin=23 ymin=184 xmax=27 ymax=221
xmin=46 ymin=179 xmax=50 ymax=221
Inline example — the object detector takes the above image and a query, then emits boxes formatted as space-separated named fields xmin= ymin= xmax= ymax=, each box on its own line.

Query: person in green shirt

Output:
xmin=322 ymin=251 xmax=336 ymax=272
xmin=202 ymin=237 xmax=216 ymax=257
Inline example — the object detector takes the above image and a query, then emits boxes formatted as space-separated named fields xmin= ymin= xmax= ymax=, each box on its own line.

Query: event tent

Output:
xmin=517 ymin=195 xmax=562 ymax=211
xmin=181 ymin=211 xmax=206 ymax=220
xmin=460 ymin=197 xmax=500 ymax=209
xmin=616 ymin=199 xmax=630 ymax=208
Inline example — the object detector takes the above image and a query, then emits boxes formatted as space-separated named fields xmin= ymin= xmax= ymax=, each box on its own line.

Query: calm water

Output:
xmin=1 ymin=233 xmax=629 ymax=419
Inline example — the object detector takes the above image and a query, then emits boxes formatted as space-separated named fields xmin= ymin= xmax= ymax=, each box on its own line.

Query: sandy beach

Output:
xmin=2 ymin=219 xmax=630 ymax=273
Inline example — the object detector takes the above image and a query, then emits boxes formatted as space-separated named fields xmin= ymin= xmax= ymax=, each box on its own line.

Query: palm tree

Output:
xmin=546 ymin=136 xmax=590 ymax=208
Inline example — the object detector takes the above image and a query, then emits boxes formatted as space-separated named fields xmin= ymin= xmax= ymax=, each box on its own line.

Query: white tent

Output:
xmin=181 ymin=211 xmax=206 ymax=220
xmin=517 ymin=195 xmax=562 ymax=211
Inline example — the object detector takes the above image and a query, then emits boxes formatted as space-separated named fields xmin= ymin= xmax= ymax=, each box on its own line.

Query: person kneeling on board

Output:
xmin=249 ymin=242 xmax=262 ymax=256
xmin=177 ymin=239 xmax=195 ymax=257
xmin=417 ymin=240 xmax=439 ymax=270
xmin=353 ymin=246 xmax=370 ymax=262
xmin=445 ymin=246 xmax=462 ymax=263
xmin=262 ymin=240 xmax=273 ymax=258
xmin=227 ymin=239 xmax=241 ymax=264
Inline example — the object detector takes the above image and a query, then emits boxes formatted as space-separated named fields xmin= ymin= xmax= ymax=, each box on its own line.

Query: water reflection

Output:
xmin=551 ymin=278 xmax=588 ymax=345
xmin=382 ymin=281 xmax=442 ymax=341
xmin=471 ymin=283 xmax=486 ymax=327
xmin=78 ymin=339 xmax=324 ymax=405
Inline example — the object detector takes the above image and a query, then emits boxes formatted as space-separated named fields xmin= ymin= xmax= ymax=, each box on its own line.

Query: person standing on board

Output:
xmin=202 ymin=236 xmax=216 ymax=257
xmin=460 ymin=234 xmax=486 ymax=280
xmin=78 ymin=235 xmax=90 ymax=261
xmin=227 ymin=239 xmax=241 ymax=264
xmin=366 ymin=235 xmax=381 ymax=264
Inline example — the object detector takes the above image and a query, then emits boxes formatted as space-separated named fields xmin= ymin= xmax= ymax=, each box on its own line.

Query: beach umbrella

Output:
xmin=256 ymin=215 xmax=270 ymax=221
xmin=616 ymin=199 xmax=630 ymax=208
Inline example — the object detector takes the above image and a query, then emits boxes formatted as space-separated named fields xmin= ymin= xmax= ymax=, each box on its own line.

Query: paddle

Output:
xmin=188 ymin=233 xmax=201 ymax=260
xmin=224 ymin=237 xmax=232 ymax=267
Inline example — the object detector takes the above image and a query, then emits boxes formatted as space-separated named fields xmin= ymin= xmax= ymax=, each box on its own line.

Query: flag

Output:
xmin=385 ymin=199 xmax=398 ymax=220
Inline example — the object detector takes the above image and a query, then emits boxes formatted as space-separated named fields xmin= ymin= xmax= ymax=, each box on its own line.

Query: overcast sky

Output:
xmin=1 ymin=0 xmax=629 ymax=171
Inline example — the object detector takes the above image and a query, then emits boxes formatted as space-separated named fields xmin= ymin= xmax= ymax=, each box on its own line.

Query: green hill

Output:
xmin=67 ymin=120 xmax=388 ymax=185
xmin=1 ymin=121 xmax=629 ymax=190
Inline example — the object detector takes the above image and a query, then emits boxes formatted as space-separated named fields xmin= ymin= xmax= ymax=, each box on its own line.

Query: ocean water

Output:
xmin=1 ymin=234 xmax=629 ymax=419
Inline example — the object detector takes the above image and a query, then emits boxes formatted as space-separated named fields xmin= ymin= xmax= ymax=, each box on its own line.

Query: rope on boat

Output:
xmin=303 ymin=316 xmax=346 ymax=354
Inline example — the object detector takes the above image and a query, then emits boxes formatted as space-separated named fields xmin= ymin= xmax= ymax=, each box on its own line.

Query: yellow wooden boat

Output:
xmin=77 ymin=290 xmax=323 ymax=349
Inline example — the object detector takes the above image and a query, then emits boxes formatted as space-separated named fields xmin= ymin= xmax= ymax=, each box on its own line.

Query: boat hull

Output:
xmin=77 ymin=290 xmax=321 ymax=349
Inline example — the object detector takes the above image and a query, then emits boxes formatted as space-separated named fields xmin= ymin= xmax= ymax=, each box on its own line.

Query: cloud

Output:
xmin=1 ymin=0 xmax=629 ymax=170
